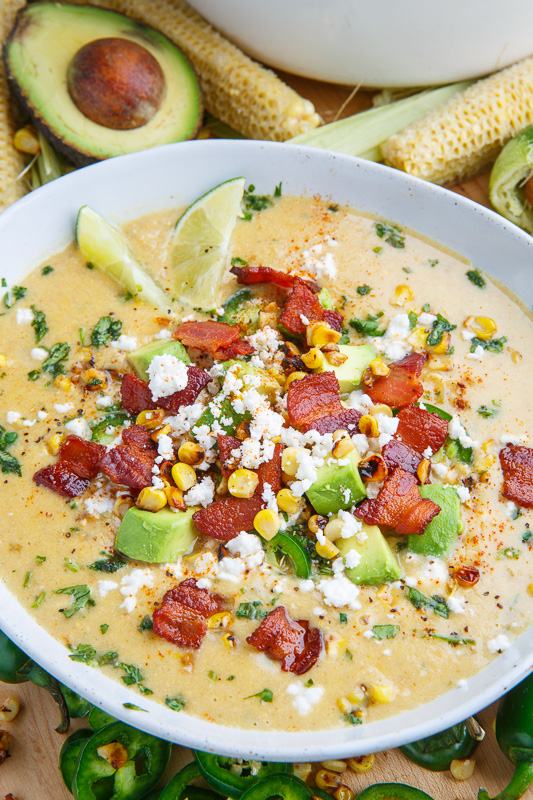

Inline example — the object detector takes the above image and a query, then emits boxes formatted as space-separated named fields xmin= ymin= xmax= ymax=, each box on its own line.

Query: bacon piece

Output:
xmin=396 ymin=405 xmax=448 ymax=455
xmin=99 ymin=432 xmax=156 ymax=490
xmin=216 ymin=339 xmax=255 ymax=360
xmin=366 ymin=363 xmax=424 ymax=409
xmin=355 ymin=467 xmax=440 ymax=535
xmin=193 ymin=496 xmax=264 ymax=541
xmin=256 ymin=443 xmax=283 ymax=495
xmin=33 ymin=462 xmax=90 ymax=498
xmin=153 ymin=578 xmax=225 ymax=649
xmin=382 ymin=438 xmax=428 ymax=481
xmin=58 ymin=435 xmax=105 ymax=479
xmin=173 ymin=320 xmax=240 ymax=357
xmin=246 ymin=606 xmax=323 ymax=674
xmin=499 ymin=445 xmax=533 ymax=508
xmin=120 ymin=368 xmax=210 ymax=416
xmin=279 ymin=281 xmax=343 ymax=335
xmin=122 ymin=424 xmax=155 ymax=450
xmin=394 ymin=351 xmax=428 ymax=376
xmin=287 ymin=372 xmax=344 ymax=428
xmin=302 ymin=408 xmax=362 ymax=435
xmin=231 ymin=264 xmax=320 ymax=293
xmin=217 ymin=434 xmax=241 ymax=477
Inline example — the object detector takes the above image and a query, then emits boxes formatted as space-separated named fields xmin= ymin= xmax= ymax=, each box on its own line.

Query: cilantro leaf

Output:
xmin=375 ymin=221 xmax=405 ymax=249
xmin=89 ymin=552 xmax=126 ymax=573
xmin=349 ymin=312 xmax=386 ymax=337
xmin=54 ymin=584 xmax=95 ymax=617
xmin=3 ymin=285 xmax=27 ymax=308
xmin=91 ymin=316 xmax=123 ymax=347
xmin=470 ymin=336 xmax=507 ymax=354
xmin=245 ymin=688 xmax=273 ymax=703
xmin=31 ymin=305 xmax=48 ymax=343
xmin=407 ymin=587 xmax=449 ymax=619
xmin=236 ymin=601 xmax=267 ymax=620
xmin=356 ymin=285 xmax=372 ymax=296
xmin=372 ymin=624 xmax=400 ymax=639
xmin=165 ymin=695 xmax=186 ymax=712
xmin=426 ymin=314 xmax=456 ymax=347
xmin=466 ymin=269 xmax=486 ymax=288
xmin=42 ymin=342 xmax=70 ymax=376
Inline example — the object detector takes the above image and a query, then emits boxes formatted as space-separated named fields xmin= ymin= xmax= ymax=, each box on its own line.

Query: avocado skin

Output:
xmin=306 ymin=449 xmax=366 ymax=516
xmin=4 ymin=3 xmax=203 ymax=167
xmin=407 ymin=485 xmax=462 ymax=557
xmin=116 ymin=507 xmax=197 ymax=563
xmin=338 ymin=523 xmax=402 ymax=586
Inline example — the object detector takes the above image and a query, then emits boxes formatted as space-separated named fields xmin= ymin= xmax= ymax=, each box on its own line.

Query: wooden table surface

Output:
xmin=0 ymin=69 xmax=512 ymax=800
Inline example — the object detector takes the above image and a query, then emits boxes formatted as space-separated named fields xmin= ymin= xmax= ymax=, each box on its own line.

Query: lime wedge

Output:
xmin=75 ymin=205 xmax=172 ymax=312
xmin=171 ymin=177 xmax=245 ymax=309
xmin=489 ymin=125 xmax=533 ymax=234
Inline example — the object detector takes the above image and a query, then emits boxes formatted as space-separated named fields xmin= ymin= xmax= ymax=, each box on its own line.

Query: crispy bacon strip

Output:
xmin=499 ymin=445 xmax=533 ymax=508
xmin=287 ymin=372 xmax=344 ymax=428
xmin=396 ymin=405 xmax=448 ymax=455
xmin=394 ymin=351 xmax=428 ymax=376
xmin=366 ymin=360 xmax=424 ymax=409
xmin=355 ymin=467 xmax=440 ymax=535
xmin=382 ymin=439 xmax=428 ymax=482
xmin=33 ymin=463 xmax=90 ymax=498
xmin=256 ymin=443 xmax=283 ymax=496
xmin=99 ymin=424 xmax=157 ymax=490
xmin=153 ymin=578 xmax=225 ymax=649
xmin=216 ymin=339 xmax=255 ymax=360
xmin=302 ymin=408 xmax=361 ymax=435
xmin=231 ymin=264 xmax=320 ymax=293
xmin=33 ymin=435 xmax=105 ymax=497
xmin=121 ymin=368 xmax=210 ymax=416
xmin=217 ymin=434 xmax=241 ymax=477
xmin=172 ymin=320 xmax=255 ymax=360
xmin=279 ymin=281 xmax=343 ymax=335
xmin=193 ymin=495 xmax=264 ymax=541
xmin=246 ymin=605 xmax=323 ymax=674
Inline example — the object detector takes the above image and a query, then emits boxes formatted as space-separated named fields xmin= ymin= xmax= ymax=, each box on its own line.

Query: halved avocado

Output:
xmin=4 ymin=3 xmax=203 ymax=166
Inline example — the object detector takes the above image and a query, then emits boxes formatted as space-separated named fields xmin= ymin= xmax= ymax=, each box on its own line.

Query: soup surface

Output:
xmin=1 ymin=191 xmax=532 ymax=732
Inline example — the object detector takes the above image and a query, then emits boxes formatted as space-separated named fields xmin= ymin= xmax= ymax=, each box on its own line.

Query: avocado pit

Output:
xmin=67 ymin=37 xmax=166 ymax=130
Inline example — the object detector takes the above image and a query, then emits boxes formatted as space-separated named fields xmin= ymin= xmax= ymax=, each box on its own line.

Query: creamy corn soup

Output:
xmin=1 ymin=191 xmax=532 ymax=732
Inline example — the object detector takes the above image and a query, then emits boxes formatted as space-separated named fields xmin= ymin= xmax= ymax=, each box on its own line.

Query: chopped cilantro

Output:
xmin=23 ymin=571 xmax=32 ymax=588
xmin=375 ymin=221 xmax=405 ymax=249
xmin=91 ymin=316 xmax=122 ymax=347
xmin=231 ymin=256 xmax=249 ymax=267
xmin=426 ymin=632 xmax=475 ymax=646
xmin=208 ymin=670 xmax=218 ymax=681
xmin=372 ymin=624 xmax=400 ymax=639
xmin=138 ymin=684 xmax=153 ymax=696
xmin=41 ymin=266 xmax=54 ymax=276
xmin=31 ymin=305 xmax=48 ymax=342
xmin=31 ymin=592 xmax=46 ymax=608
xmin=426 ymin=314 xmax=456 ymax=347
xmin=422 ymin=303 xmax=430 ymax=313
xmin=345 ymin=712 xmax=363 ymax=725
xmin=63 ymin=558 xmax=80 ymax=572
xmin=328 ymin=205 xmax=339 ymax=212
xmin=42 ymin=342 xmax=70 ymax=376
xmin=477 ymin=403 xmax=499 ymax=418
xmin=69 ymin=645 xmax=118 ymax=667
xmin=86 ymin=262 xmax=94 ymax=270
xmin=89 ymin=551 xmax=126 ymax=573
xmin=349 ymin=312 xmax=385 ymax=337
xmin=54 ymin=584 xmax=94 ymax=617
xmin=470 ymin=336 xmax=507 ymax=354
xmin=118 ymin=662 xmax=144 ymax=686
xmin=123 ymin=702 xmax=147 ymax=710
xmin=345 ymin=648 xmax=353 ymax=660
xmin=445 ymin=437 xmax=473 ymax=465
xmin=274 ymin=182 xmax=282 ymax=197
xmin=522 ymin=530 xmax=532 ymax=543
xmin=497 ymin=547 xmax=521 ymax=559
xmin=408 ymin=311 xmax=418 ymax=329
xmin=245 ymin=688 xmax=273 ymax=703
xmin=242 ymin=183 xmax=280 ymax=219
xmin=356 ymin=285 xmax=372 ymax=296
xmin=236 ymin=601 xmax=266 ymax=620
xmin=466 ymin=269 xmax=486 ymax=288
xmin=407 ymin=587 xmax=449 ymax=619
xmin=3 ymin=285 xmax=27 ymax=308
xmin=27 ymin=370 xmax=40 ymax=381
xmin=0 ymin=424 xmax=21 ymax=476
xmin=429 ymin=259 xmax=439 ymax=268
xmin=165 ymin=695 xmax=186 ymax=712
xmin=90 ymin=410 xmax=131 ymax=444
xmin=35 ymin=555 xmax=46 ymax=564
xmin=339 ymin=612 xmax=348 ymax=624
xmin=100 ymin=623 xmax=109 ymax=634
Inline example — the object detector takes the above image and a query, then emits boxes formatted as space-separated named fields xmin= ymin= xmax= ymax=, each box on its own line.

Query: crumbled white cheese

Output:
xmin=54 ymin=402 xmax=74 ymax=413
xmin=216 ymin=557 xmax=247 ymax=583
xmin=301 ymin=242 xmax=337 ymax=281
xmin=448 ymin=415 xmax=479 ymax=449
xmin=84 ymin=490 xmax=115 ymax=516
xmin=466 ymin=345 xmax=484 ymax=361
xmin=111 ymin=334 xmax=138 ymax=352
xmin=119 ymin=568 xmax=154 ymax=612
xmin=37 ymin=410 xmax=48 ymax=421
xmin=184 ymin=477 xmax=215 ymax=508
xmin=487 ymin=634 xmax=511 ymax=653
xmin=376 ymin=414 xmax=399 ymax=437
xmin=31 ymin=347 xmax=48 ymax=362
xmin=226 ymin=532 xmax=264 ymax=567
xmin=447 ymin=595 xmax=466 ymax=614
xmin=500 ymin=434 xmax=528 ymax=446
xmin=423 ymin=446 xmax=433 ymax=459
xmin=299 ymin=579 xmax=315 ymax=592
xmin=373 ymin=314 xmax=411 ymax=361
xmin=431 ymin=462 xmax=449 ymax=479
xmin=417 ymin=312 xmax=437 ymax=327
xmin=148 ymin=354 xmax=188 ymax=400
xmin=65 ymin=417 xmax=92 ymax=441
xmin=363 ymin=630 xmax=375 ymax=639
xmin=97 ymin=580 xmax=118 ymax=597
xmin=196 ymin=577 xmax=212 ymax=589
xmin=6 ymin=411 xmax=20 ymax=425
xmin=16 ymin=308 xmax=34 ymax=324
xmin=337 ymin=509 xmax=363 ymax=539
xmin=455 ymin=485 xmax=471 ymax=503
xmin=365 ymin=482 xmax=382 ymax=499
xmin=96 ymin=395 xmax=114 ymax=408
xmin=344 ymin=548 xmax=362 ymax=569
xmin=317 ymin=574 xmax=361 ymax=610
xmin=300 ymin=314 xmax=310 ymax=326
xmin=154 ymin=328 xmax=173 ymax=340
xmin=461 ymin=330 xmax=476 ymax=341
xmin=157 ymin=433 xmax=174 ymax=460
xmin=457 ymin=679 xmax=468 ymax=691
xmin=286 ymin=681 xmax=325 ymax=715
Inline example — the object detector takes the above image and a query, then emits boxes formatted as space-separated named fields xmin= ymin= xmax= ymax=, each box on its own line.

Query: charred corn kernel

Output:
xmin=332 ymin=429 xmax=349 ymax=441
xmin=337 ymin=697 xmax=353 ymax=715
xmin=216 ymin=475 xmax=229 ymax=496
xmin=316 ymin=539 xmax=340 ymax=559
xmin=371 ymin=404 xmax=393 ymax=417
xmin=369 ymin=358 xmax=390 ymax=377
xmin=425 ymin=372 xmax=446 ymax=399
xmin=228 ymin=468 xmax=259 ymax=499
xmin=136 ymin=487 xmax=167 ymax=512
xmin=208 ymin=611 xmax=233 ymax=629
xmin=13 ymin=125 xmax=40 ymax=155
xmin=347 ymin=688 xmax=365 ymax=705
xmin=0 ymin=697 xmax=19 ymax=722
xmin=324 ymin=518 xmax=345 ymax=542
xmin=347 ymin=754 xmax=375 ymax=774
xmin=390 ymin=284 xmax=413 ymax=307
xmin=427 ymin=355 xmax=452 ymax=372
xmin=136 ymin=409 xmax=165 ymax=429
xmin=258 ymin=302 xmax=278 ymax=329
xmin=282 ymin=471 xmax=296 ymax=487
xmin=332 ymin=436 xmax=355 ymax=459
xmin=382 ymin=56 xmax=533 ymax=185
xmin=369 ymin=684 xmax=395 ymax=703
xmin=150 ymin=423 xmax=172 ymax=443
xmin=334 ymin=786 xmax=355 ymax=800
xmin=286 ymin=371 xmax=307 ymax=388
xmin=96 ymin=741 xmax=128 ymax=770
xmin=267 ymin=367 xmax=286 ymax=388
xmin=359 ymin=414 xmax=379 ymax=438
xmin=47 ymin=432 xmax=66 ymax=455
xmin=326 ymin=636 xmax=346 ymax=656
xmin=308 ymin=514 xmax=328 ymax=534
xmin=301 ymin=347 xmax=325 ymax=369
xmin=114 ymin=496 xmax=134 ymax=518
xmin=253 ymin=509 xmax=281 ymax=540
xmin=178 ymin=440 xmax=205 ymax=466
xmin=408 ymin=328 xmax=429 ymax=350
xmin=359 ymin=453 xmax=389 ymax=483
xmin=235 ymin=420 xmax=251 ymax=441
xmin=293 ymin=763 xmax=313 ymax=783
xmin=222 ymin=632 xmax=236 ymax=648
xmin=172 ymin=462 xmax=197 ymax=492
xmin=54 ymin=375 xmax=72 ymax=392
xmin=376 ymin=585 xmax=393 ymax=607
xmin=429 ymin=331 xmax=452 ymax=354
xmin=325 ymin=349 xmax=348 ymax=367
xmin=511 ymin=349 xmax=523 ymax=364
xmin=528 ymin=583 xmax=533 ymax=597
xmin=320 ymin=761 xmax=347 ymax=774
xmin=75 ymin=347 xmax=92 ymax=363
xmin=276 ymin=488 xmax=304 ymax=515
xmin=450 ymin=758 xmax=476 ymax=781
xmin=283 ymin=341 xmax=301 ymax=357
xmin=315 ymin=769 xmax=341 ymax=790
xmin=482 ymin=439 xmax=494 ymax=452
xmin=416 ymin=458 xmax=431 ymax=483
xmin=81 ymin=367 xmax=106 ymax=389
xmin=165 ymin=485 xmax=186 ymax=511
xmin=282 ymin=446 xmax=303 ymax=477
xmin=465 ymin=315 xmax=497 ymax=340
xmin=307 ymin=322 xmax=342 ymax=347
xmin=0 ymin=729 xmax=11 ymax=754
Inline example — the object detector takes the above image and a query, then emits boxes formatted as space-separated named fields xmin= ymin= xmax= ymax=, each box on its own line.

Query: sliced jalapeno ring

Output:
xmin=195 ymin=751 xmax=291 ymax=799
xmin=399 ymin=720 xmax=479 ymax=772
xmin=160 ymin=761 xmax=203 ymax=800
xmin=60 ymin=683 xmax=92 ymax=718
xmin=265 ymin=532 xmax=311 ymax=579
xmin=354 ymin=784 xmax=436 ymax=800
xmin=59 ymin=728 xmax=93 ymax=792
xmin=88 ymin=705 xmax=117 ymax=731
xmin=240 ymin=774 xmax=311 ymax=800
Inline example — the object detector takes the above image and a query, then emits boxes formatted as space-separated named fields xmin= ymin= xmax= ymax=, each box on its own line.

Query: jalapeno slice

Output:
xmin=60 ymin=683 xmax=92 ymax=718
xmin=399 ymin=720 xmax=479 ymax=771
xmin=239 ymin=774 xmax=311 ymax=800
xmin=264 ymin=532 xmax=311 ymax=579
xmin=160 ymin=762 xmax=203 ymax=800
xmin=89 ymin=706 xmax=117 ymax=731
xmin=194 ymin=752 xmax=291 ymax=799
xmin=354 ymin=784 xmax=436 ymax=800
xmin=72 ymin=720 xmax=171 ymax=800
xmin=60 ymin=728 xmax=93 ymax=792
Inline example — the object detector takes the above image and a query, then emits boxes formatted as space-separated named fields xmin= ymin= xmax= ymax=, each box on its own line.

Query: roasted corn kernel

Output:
xmin=301 ymin=347 xmax=325 ymax=370
xmin=371 ymin=403 xmax=393 ymax=417
xmin=136 ymin=409 xmax=165 ymax=429
xmin=337 ymin=697 xmax=352 ymax=715
xmin=359 ymin=414 xmax=379 ymax=438
xmin=171 ymin=462 xmax=197 ymax=492
xmin=178 ymin=440 xmax=205 ymax=465
xmin=316 ymin=539 xmax=340 ymax=559
xmin=307 ymin=322 xmax=342 ymax=347
xmin=315 ymin=769 xmax=341 ymax=790
xmin=359 ymin=453 xmax=388 ymax=483
xmin=320 ymin=761 xmax=347 ymax=774
xmin=416 ymin=458 xmax=431 ymax=483
xmin=235 ymin=419 xmax=251 ymax=441
xmin=150 ymin=423 xmax=172 ymax=443
xmin=208 ymin=611 xmax=233 ymax=629
xmin=464 ymin=315 xmax=497 ymax=340
xmin=324 ymin=518 xmax=344 ymax=542
xmin=0 ymin=697 xmax=19 ymax=722
xmin=276 ymin=488 xmax=304 ymax=515
xmin=282 ymin=446 xmax=303 ymax=477
xmin=136 ymin=487 xmax=167 ymax=512
xmin=308 ymin=514 xmax=328 ymax=534
xmin=222 ymin=632 xmax=236 ymax=648
xmin=13 ymin=125 xmax=40 ymax=155
xmin=81 ymin=367 xmax=106 ymax=389
xmin=347 ymin=754 xmax=375 ymax=774
xmin=54 ymin=375 xmax=72 ymax=392
xmin=370 ymin=358 xmax=390 ymax=377
xmin=429 ymin=331 xmax=452 ymax=354
xmin=332 ymin=429 xmax=349 ymax=441
xmin=216 ymin=475 xmax=229 ymax=496
xmin=293 ymin=763 xmax=313 ymax=783
xmin=333 ymin=786 xmax=355 ymax=800
xmin=96 ymin=742 xmax=128 ymax=770
xmin=253 ymin=509 xmax=281 ymax=540
xmin=286 ymin=371 xmax=307 ymax=388
xmin=450 ymin=758 xmax=476 ymax=781
xmin=390 ymin=284 xmax=413 ymax=307
xmin=228 ymin=468 xmax=259 ymax=498
xmin=114 ymin=496 xmax=134 ymax=519
xmin=165 ymin=485 xmax=186 ymax=511
xmin=47 ymin=432 xmax=66 ymax=455
xmin=368 ymin=684 xmax=395 ymax=704
xmin=332 ymin=436 xmax=355 ymax=459
xmin=324 ymin=348 xmax=348 ymax=367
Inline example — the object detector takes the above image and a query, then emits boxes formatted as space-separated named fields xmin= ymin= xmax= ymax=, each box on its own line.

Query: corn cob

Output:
xmin=382 ymin=55 xmax=533 ymax=186
xmin=0 ymin=1 xmax=28 ymax=211
xmin=69 ymin=0 xmax=322 ymax=141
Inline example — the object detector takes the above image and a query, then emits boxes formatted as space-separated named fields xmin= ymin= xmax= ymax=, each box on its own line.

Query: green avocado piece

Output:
xmin=318 ymin=288 xmax=334 ymax=309
xmin=127 ymin=339 xmax=190 ymax=381
xmin=115 ymin=507 xmax=197 ymax=563
xmin=221 ymin=360 xmax=280 ymax=402
xmin=407 ymin=485 xmax=462 ymax=557
xmin=316 ymin=344 xmax=376 ymax=393
xmin=306 ymin=449 xmax=366 ymax=516
xmin=337 ymin=523 xmax=402 ymax=586
xmin=4 ymin=3 xmax=202 ymax=166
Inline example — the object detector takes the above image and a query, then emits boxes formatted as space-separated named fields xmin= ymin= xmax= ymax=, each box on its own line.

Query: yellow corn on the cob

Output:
xmin=382 ymin=56 xmax=533 ymax=186
xmin=71 ymin=0 xmax=321 ymax=141
xmin=0 ymin=2 xmax=28 ymax=211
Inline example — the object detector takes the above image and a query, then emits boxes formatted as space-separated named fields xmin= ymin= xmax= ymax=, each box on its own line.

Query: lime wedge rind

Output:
xmin=489 ymin=126 xmax=533 ymax=234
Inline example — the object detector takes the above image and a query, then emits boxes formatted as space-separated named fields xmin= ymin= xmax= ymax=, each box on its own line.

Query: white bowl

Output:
xmin=0 ymin=140 xmax=532 ymax=760
xmin=189 ymin=0 xmax=533 ymax=87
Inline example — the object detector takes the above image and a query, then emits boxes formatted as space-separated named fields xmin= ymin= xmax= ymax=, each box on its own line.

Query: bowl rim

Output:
xmin=0 ymin=138 xmax=532 ymax=760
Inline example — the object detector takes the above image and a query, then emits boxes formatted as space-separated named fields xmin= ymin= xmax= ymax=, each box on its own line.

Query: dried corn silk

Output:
xmin=0 ymin=1 xmax=28 ymax=211
xmin=382 ymin=56 xmax=533 ymax=186
xmin=69 ymin=0 xmax=322 ymax=140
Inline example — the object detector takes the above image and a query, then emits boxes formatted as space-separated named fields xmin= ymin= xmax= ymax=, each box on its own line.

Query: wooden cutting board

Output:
xmin=0 ymin=71 xmax=511 ymax=800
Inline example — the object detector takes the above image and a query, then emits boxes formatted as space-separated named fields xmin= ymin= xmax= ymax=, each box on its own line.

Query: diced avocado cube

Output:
xmin=317 ymin=344 xmax=376 ymax=393
xmin=318 ymin=288 xmax=334 ymax=309
xmin=305 ymin=450 xmax=366 ymax=516
xmin=115 ymin=507 xmax=197 ymax=563
xmin=407 ymin=485 xmax=463 ymax=557
xmin=222 ymin=360 xmax=279 ymax=402
xmin=127 ymin=339 xmax=190 ymax=381
xmin=337 ymin=523 xmax=402 ymax=585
